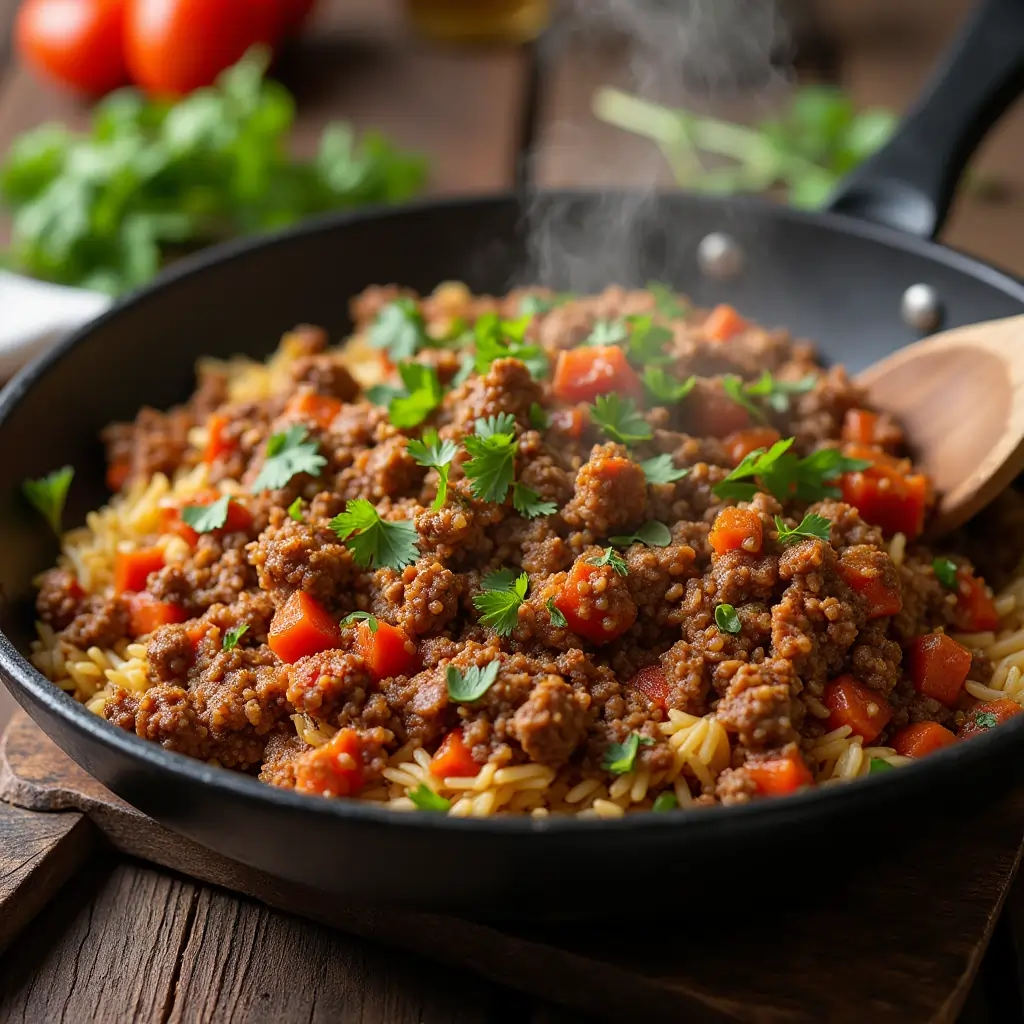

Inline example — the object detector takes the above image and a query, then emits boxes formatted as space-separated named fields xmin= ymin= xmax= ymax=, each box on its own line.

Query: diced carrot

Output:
xmin=202 ymin=413 xmax=235 ymax=464
xmin=703 ymin=304 xmax=748 ymax=342
xmin=909 ymin=632 xmax=973 ymax=707
xmin=295 ymin=728 xmax=365 ymax=797
xmin=841 ymin=409 xmax=881 ymax=446
xmin=840 ymin=462 xmax=928 ymax=539
xmin=285 ymin=391 xmax=344 ymax=430
xmin=686 ymin=383 xmax=752 ymax=438
xmin=954 ymin=570 xmax=1001 ymax=632
xmin=355 ymin=620 xmax=417 ymax=680
xmin=430 ymin=729 xmax=481 ymax=778
xmin=160 ymin=506 xmax=200 ymax=547
xmin=823 ymin=675 xmax=892 ymax=743
xmin=628 ymin=665 xmax=668 ymax=711
xmin=891 ymin=721 xmax=957 ymax=758
xmin=268 ymin=591 xmax=341 ymax=664
xmin=709 ymin=507 xmax=763 ymax=556
xmin=549 ymin=406 xmax=590 ymax=438
xmin=551 ymin=346 xmax=642 ymax=404
xmin=842 ymin=443 xmax=904 ymax=471
xmin=746 ymin=755 xmax=814 ymax=796
xmin=553 ymin=558 xmax=637 ymax=645
xmin=128 ymin=593 xmax=187 ymax=636
xmin=106 ymin=460 xmax=131 ymax=492
xmin=114 ymin=548 xmax=165 ymax=595
xmin=185 ymin=621 xmax=208 ymax=650
xmin=959 ymin=698 xmax=1024 ymax=739
xmin=724 ymin=427 xmax=781 ymax=466
xmin=837 ymin=548 xmax=902 ymax=619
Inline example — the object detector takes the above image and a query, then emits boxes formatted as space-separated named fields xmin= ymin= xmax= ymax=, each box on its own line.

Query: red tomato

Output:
xmin=125 ymin=0 xmax=281 ymax=96
xmin=16 ymin=0 xmax=129 ymax=95
xmin=841 ymin=409 xmax=880 ymax=446
xmin=746 ymin=755 xmax=814 ymax=796
xmin=954 ymin=570 xmax=1001 ymax=633
xmin=823 ymin=675 xmax=892 ymax=744
xmin=114 ymin=547 xmax=165 ymax=594
xmin=551 ymin=346 xmax=642 ymax=404
xmin=128 ymin=592 xmax=187 ymax=635
xmin=268 ymin=590 xmax=340 ymax=664
xmin=628 ymin=665 xmax=668 ymax=710
xmin=202 ymin=413 xmax=235 ymax=464
xmin=295 ymin=728 xmax=365 ymax=798
xmin=430 ymin=729 xmax=480 ymax=778
xmin=355 ymin=620 xmax=417 ymax=681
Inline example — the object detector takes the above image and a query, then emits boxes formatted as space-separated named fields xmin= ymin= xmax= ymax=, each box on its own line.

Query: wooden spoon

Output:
xmin=856 ymin=314 xmax=1024 ymax=538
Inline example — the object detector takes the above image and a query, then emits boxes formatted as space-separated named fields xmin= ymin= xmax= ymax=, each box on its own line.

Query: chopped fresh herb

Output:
xmin=933 ymin=557 xmax=960 ymax=591
xmin=446 ymin=662 xmax=500 ymax=702
xmin=451 ymin=351 xmax=475 ymax=389
xmin=640 ymin=454 xmax=689 ymax=486
xmin=585 ymin=319 xmax=629 ymax=346
xmin=586 ymin=547 xmax=629 ymax=577
xmin=609 ymin=521 xmax=672 ymax=548
xmin=407 ymin=429 xmax=459 ymax=511
xmin=589 ymin=393 xmax=652 ymax=445
xmin=721 ymin=374 xmax=766 ymax=423
xmin=388 ymin=362 xmax=443 ymax=429
xmin=473 ymin=312 xmax=548 ymax=380
xmin=476 ymin=413 xmax=517 ymax=440
xmin=328 ymin=498 xmax=419 ymax=570
xmin=512 ymin=483 xmax=558 ymax=519
xmin=482 ymin=567 xmax=518 ymax=591
xmin=972 ymin=710 xmax=999 ymax=731
xmin=341 ymin=610 xmax=378 ymax=632
xmin=369 ymin=297 xmax=429 ymax=362
xmin=464 ymin=416 xmax=518 ymax=504
xmin=251 ymin=425 xmax=326 ymax=493
xmin=625 ymin=314 xmax=674 ymax=365
xmin=181 ymin=494 xmax=231 ymax=533
xmin=287 ymin=496 xmax=305 ymax=522
xmin=774 ymin=512 xmax=832 ymax=546
xmin=647 ymin=281 xmax=689 ymax=320
xmin=744 ymin=370 xmax=817 ymax=414
xmin=868 ymin=757 xmax=894 ymax=774
xmin=643 ymin=367 xmax=695 ymax=404
xmin=472 ymin=570 xmax=529 ymax=636
xmin=652 ymin=791 xmax=678 ymax=812
xmin=546 ymin=596 xmax=567 ymax=628
xmin=223 ymin=624 xmax=249 ymax=651
xmin=408 ymin=784 xmax=450 ymax=812
xmin=601 ymin=732 xmax=655 ymax=774
xmin=22 ymin=465 xmax=73 ymax=535
xmin=714 ymin=603 xmax=742 ymax=634
xmin=364 ymin=383 xmax=402 ymax=407
xmin=529 ymin=402 xmax=550 ymax=431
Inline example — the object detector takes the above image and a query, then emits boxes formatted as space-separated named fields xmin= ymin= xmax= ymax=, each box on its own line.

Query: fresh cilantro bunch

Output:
xmin=0 ymin=50 xmax=427 ymax=293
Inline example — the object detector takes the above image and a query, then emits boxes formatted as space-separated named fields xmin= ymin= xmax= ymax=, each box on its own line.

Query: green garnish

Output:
xmin=744 ymin=371 xmax=817 ymax=414
xmin=446 ymin=662 xmax=500 ymax=702
xmin=473 ymin=312 xmax=548 ymax=380
xmin=933 ymin=557 xmax=960 ymax=591
xmin=586 ymin=547 xmax=629 ymax=576
xmin=388 ymin=362 xmax=443 ymax=429
xmin=647 ymin=281 xmax=689 ymax=320
xmin=518 ymin=293 xmax=573 ymax=316
xmin=972 ymin=710 xmax=999 ymax=731
xmin=369 ymin=298 xmax=430 ymax=362
xmin=721 ymin=375 xmax=766 ymax=423
xmin=868 ymin=757 xmax=894 ymax=774
xmin=714 ymin=603 xmax=742 ymax=634
xmin=222 ymin=624 xmax=248 ymax=651
xmin=472 ymin=570 xmax=529 ymax=636
xmin=22 ymin=465 xmax=74 ymax=535
xmin=287 ymin=497 xmax=304 ymax=522
xmin=464 ymin=416 xmax=518 ymax=504
xmin=589 ymin=393 xmax=652 ymax=445
xmin=341 ymin=611 xmax=378 ymax=632
xmin=639 ymin=454 xmax=689 ymax=485
xmin=251 ymin=425 xmax=326 ymax=493
xmin=512 ymin=483 xmax=558 ymax=519
xmin=586 ymin=319 xmax=629 ymax=346
xmin=546 ymin=596 xmax=567 ymax=628
xmin=408 ymin=784 xmax=450 ymax=813
xmin=482 ymin=567 xmax=518 ymax=591
xmin=643 ymin=367 xmax=695 ymax=404
xmin=529 ymin=402 xmax=550 ymax=431
xmin=601 ymin=732 xmax=655 ymax=774
xmin=774 ymin=512 xmax=832 ymax=546
xmin=181 ymin=494 xmax=231 ymax=533
xmin=609 ymin=521 xmax=672 ymax=548
xmin=652 ymin=791 xmax=678 ymax=812
xmin=407 ymin=429 xmax=458 ymax=511
xmin=328 ymin=498 xmax=419 ymax=570
xmin=624 ymin=314 xmax=674 ymax=365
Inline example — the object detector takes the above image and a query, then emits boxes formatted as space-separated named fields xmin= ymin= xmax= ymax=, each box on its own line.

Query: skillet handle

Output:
xmin=826 ymin=0 xmax=1024 ymax=239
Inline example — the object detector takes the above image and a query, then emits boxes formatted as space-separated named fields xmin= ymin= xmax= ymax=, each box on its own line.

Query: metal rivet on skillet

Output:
xmin=900 ymin=283 xmax=943 ymax=332
xmin=697 ymin=232 xmax=744 ymax=280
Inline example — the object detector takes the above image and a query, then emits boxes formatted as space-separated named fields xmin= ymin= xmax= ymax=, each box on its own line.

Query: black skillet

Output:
xmin=1 ymin=0 xmax=1024 ymax=919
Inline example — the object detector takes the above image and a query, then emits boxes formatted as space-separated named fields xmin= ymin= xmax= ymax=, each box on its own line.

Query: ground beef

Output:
xmin=102 ymin=405 xmax=194 ymax=489
xmin=147 ymin=624 xmax=195 ymax=683
xmin=511 ymin=675 xmax=590 ymax=765
xmin=289 ymin=356 xmax=360 ymax=402
xmin=36 ymin=569 xmax=85 ymax=630
xmin=562 ymin=444 xmax=647 ymax=537
xmin=284 ymin=650 xmax=372 ymax=721
xmin=61 ymin=596 xmax=129 ymax=650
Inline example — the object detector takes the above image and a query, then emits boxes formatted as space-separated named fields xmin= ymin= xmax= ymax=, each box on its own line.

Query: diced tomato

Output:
xmin=909 ymin=632 xmax=973 ymax=707
xmin=355 ymin=620 xmax=417 ymax=680
xmin=114 ymin=548 xmax=165 ymax=595
xmin=552 ymin=346 xmax=642 ymax=404
xmin=160 ymin=507 xmax=200 ymax=547
xmin=686 ymin=383 xmax=752 ymax=438
xmin=891 ymin=721 xmax=957 ymax=758
xmin=842 ymin=408 xmax=881 ymax=446
xmin=724 ymin=427 xmax=781 ymax=466
xmin=709 ymin=507 xmax=762 ymax=556
xmin=202 ymin=413 xmax=235 ymax=464
xmin=185 ymin=621 xmax=208 ymax=650
xmin=746 ymin=754 xmax=814 ymax=796
xmin=106 ymin=459 xmax=131 ymax=492
xmin=127 ymin=593 xmax=187 ymax=636
xmin=430 ymin=728 xmax=481 ymax=778
xmin=840 ymin=458 xmax=928 ymax=540
xmin=837 ymin=548 xmax=902 ymax=619
xmin=295 ymin=728 xmax=365 ymax=798
xmin=550 ymin=406 xmax=590 ymax=438
xmin=268 ymin=591 xmax=340 ymax=664
xmin=959 ymin=698 xmax=1024 ymax=740
xmin=160 ymin=494 xmax=253 ymax=545
xmin=703 ymin=304 xmax=748 ymax=342
xmin=954 ymin=570 xmax=1001 ymax=632
xmin=823 ymin=675 xmax=892 ymax=743
xmin=628 ymin=665 xmax=668 ymax=711
xmin=553 ymin=558 xmax=637 ymax=645
xmin=285 ymin=391 xmax=344 ymax=430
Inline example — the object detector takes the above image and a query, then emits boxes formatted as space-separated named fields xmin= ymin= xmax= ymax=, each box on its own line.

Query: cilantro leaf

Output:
xmin=472 ymin=571 xmax=528 ymax=636
xmin=446 ymin=662 xmax=500 ymax=702
xmin=774 ymin=512 xmax=831 ymax=546
xmin=223 ymin=624 xmax=249 ymax=651
xmin=586 ymin=547 xmax=629 ymax=576
xmin=475 ymin=413 xmax=517 ymax=440
xmin=601 ymin=732 xmax=654 ymax=774
xmin=482 ymin=567 xmax=519 ymax=591
xmin=589 ymin=393 xmax=652 ymax=445
xmin=647 ymin=281 xmax=689 ymax=320
xmin=407 ymin=429 xmax=458 ymax=511
xmin=181 ymin=494 xmax=231 ymax=533
xmin=586 ymin=319 xmax=628 ymax=345
xmin=640 ymin=454 xmax=688 ymax=485
xmin=464 ymin=418 xmax=517 ymax=504
xmin=643 ymin=367 xmax=695 ymax=404
xmin=473 ymin=312 xmax=548 ymax=380
xmin=369 ymin=298 xmax=429 ymax=362
xmin=714 ymin=439 xmax=795 ymax=501
xmin=365 ymin=384 xmax=402 ymax=407
xmin=546 ymin=596 xmax=567 ymax=628
xmin=744 ymin=370 xmax=817 ymax=414
xmin=869 ymin=757 xmax=894 ymax=774
xmin=328 ymin=498 xmax=419 ymax=570
xmin=512 ymin=483 xmax=557 ymax=519
xmin=251 ymin=425 xmax=326 ymax=492
xmin=714 ymin=603 xmax=742 ymax=634
xmin=287 ymin=496 xmax=304 ymax=522
xmin=722 ymin=375 xmax=766 ymax=423
xmin=933 ymin=557 xmax=959 ymax=591
xmin=971 ymin=710 xmax=999 ymax=731
xmin=609 ymin=521 xmax=671 ymax=548
xmin=625 ymin=314 xmax=673 ymax=365
xmin=408 ymin=784 xmax=450 ymax=812
xmin=652 ymin=791 xmax=678 ymax=811
xmin=389 ymin=362 xmax=443 ymax=429
xmin=529 ymin=402 xmax=550 ymax=431
xmin=451 ymin=351 xmax=475 ymax=388
xmin=22 ymin=465 xmax=73 ymax=535
xmin=341 ymin=610 xmax=378 ymax=632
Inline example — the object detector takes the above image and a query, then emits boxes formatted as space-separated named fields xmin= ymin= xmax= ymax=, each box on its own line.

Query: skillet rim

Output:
xmin=3 ymin=186 xmax=1024 ymax=839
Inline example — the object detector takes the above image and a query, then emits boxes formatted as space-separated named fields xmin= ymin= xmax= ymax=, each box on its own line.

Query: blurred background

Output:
xmin=1 ymin=0 xmax=1022 ymax=724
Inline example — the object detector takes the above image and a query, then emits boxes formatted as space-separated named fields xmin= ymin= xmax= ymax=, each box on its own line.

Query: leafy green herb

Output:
xmin=640 ymin=454 xmax=689 ymax=486
xmin=609 ymin=521 xmax=672 ymax=548
xmin=933 ymin=557 xmax=960 ymax=591
xmin=388 ymin=362 xmax=443 ymax=429
xmin=585 ymin=319 xmax=629 ymax=346
xmin=472 ymin=570 xmax=529 ymax=636
xmin=251 ymin=425 xmax=326 ymax=493
xmin=972 ymin=711 xmax=999 ymax=731
xmin=223 ymin=624 xmax=249 ymax=651
xmin=721 ymin=375 xmax=766 ymax=423
xmin=287 ymin=497 xmax=304 ymax=522
xmin=546 ymin=596 xmax=567 ymax=628
xmin=476 ymin=413 xmax=517 ymax=440
xmin=407 ymin=429 xmax=458 ymax=511
xmin=602 ymin=732 xmax=655 ymax=774
xmin=482 ymin=567 xmax=519 ymax=592
xmin=341 ymin=611 xmax=378 ymax=632
xmin=446 ymin=662 xmax=500 ymax=702
xmin=643 ymin=367 xmax=695 ymax=404
xmin=181 ymin=494 xmax=231 ymax=533
xmin=519 ymin=293 xmax=574 ymax=316
xmin=529 ymin=402 xmax=550 ymax=431
xmin=512 ymin=483 xmax=558 ymax=519
xmin=586 ymin=547 xmax=629 ymax=577
xmin=744 ymin=371 xmax=817 ymax=414
xmin=774 ymin=512 xmax=832 ymax=546
xmin=714 ymin=603 xmax=742 ymax=634
xmin=369 ymin=298 xmax=430 ymax=362
xmin=464 ymin=416 xmax=518 ymax=504
xmin=408 ymin=784 xmax=450 ymax=813
xmin=22 ymin=465 xmax=73 ymax=535
xmin=473 ymin=312 xmax=548 ymax=380
xmin=328 ymin=498 xmax=419 ymax=570
xmin=647 ymin=281 xmax=689 ymax=320
xmin=625 ymin=314 xmax=674 ymax=365
xmin=589 ymin=393 xmax=652 ymax=445
xmin=450 ymin=351 xmax=475 ymax=389
xmin=652 ymin=791 xmax=678 ymax=812
xmin=869 ymin=757 xmax=894 ymax=774
xmin=364 ymin=384 xmax=402 ymax=407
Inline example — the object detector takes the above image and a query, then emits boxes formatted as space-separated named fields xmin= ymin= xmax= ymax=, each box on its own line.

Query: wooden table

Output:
xmin=3 ymin=0 xmax=1024 ymax=1020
